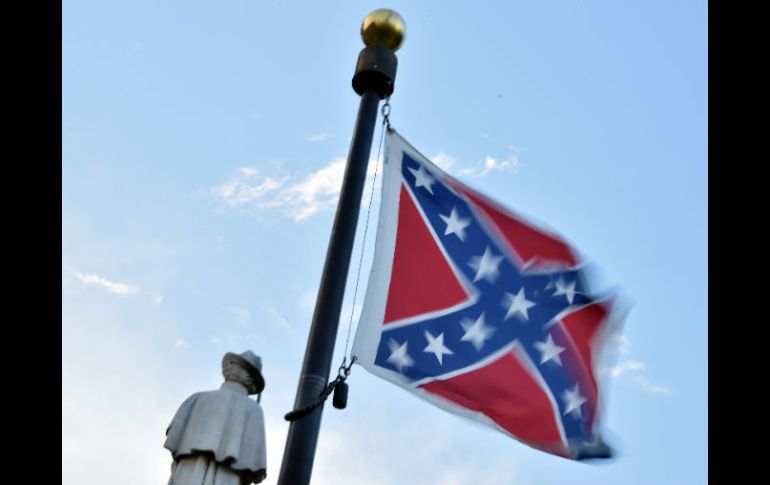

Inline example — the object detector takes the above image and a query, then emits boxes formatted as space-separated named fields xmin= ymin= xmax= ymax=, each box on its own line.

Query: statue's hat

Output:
xmin=223 ymin=350 xmax=265 ymax=393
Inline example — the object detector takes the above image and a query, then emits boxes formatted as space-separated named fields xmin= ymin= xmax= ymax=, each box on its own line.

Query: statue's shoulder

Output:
xmin=172 ymin=389 xmax=220 ymax=414
xmin=179 ymin=389 xmax=213 ymax=403
xmin=173 ymin=389 xmax=263 ymax=425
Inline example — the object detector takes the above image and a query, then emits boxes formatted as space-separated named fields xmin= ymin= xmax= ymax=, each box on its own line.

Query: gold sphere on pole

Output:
xmin=361 ymin=9 xmax=406 ymax=52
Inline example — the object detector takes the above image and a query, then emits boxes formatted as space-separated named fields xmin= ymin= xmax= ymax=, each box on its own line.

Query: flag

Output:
xmin=352 ymin=130 xmax=620 ymax=460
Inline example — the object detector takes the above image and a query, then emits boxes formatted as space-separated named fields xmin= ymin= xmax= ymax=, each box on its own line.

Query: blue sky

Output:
xmin=62 ymin=1 xmax=707 ymax=484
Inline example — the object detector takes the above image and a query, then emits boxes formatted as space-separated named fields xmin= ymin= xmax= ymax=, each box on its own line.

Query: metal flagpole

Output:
xmin=276 ymin=9 xmax=405 ymax=485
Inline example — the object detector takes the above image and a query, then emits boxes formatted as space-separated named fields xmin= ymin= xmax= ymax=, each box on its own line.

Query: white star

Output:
xmin=386 ymin=339 xmax=414 ymax=373
xmin=534 ymin=333 xmax=566 ymax=366
xmin=553 ymin=278 xmax=577 ymax=304
xmin=460 ymin=313 xmax=496 ymax=351
xmin=423 ymin=331 xmax=454 ymax=365
xmin=562 ymin=384 xmax=588 ymax=417
xmin=468 ymin=246 xmax=504 ymax=283
xmin=502 ymin=287 xmax=537 ymax=321
xmin=407 ymin=165 xmax=436 ymax=194
xmin=439 ymin=207 xmax=472 ymax=241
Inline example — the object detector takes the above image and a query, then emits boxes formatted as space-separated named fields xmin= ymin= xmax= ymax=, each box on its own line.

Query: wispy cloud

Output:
xmin=430 ymin=149 xmax=522 ymax=178
xmin=480 ymin=155 xmax=521 ymax=175
xmin=605 ymin=360 xmax=645 ymax=378
xmin=74 ymin=271 xmax=139 ymax=295
xmin=210 ymin=159 xmax=344 ymax=221
xmin=211 ymin=155 xmax=386 ymax=222
xmin=631 ymin=376 xmax=673 ymax=394
xmin=431 ymin=152 xmax=457 ymax=171
xmin=173 ymin=338 xmax=190 ymax=349
xmin=270 ymin=158 xmax=347 ymax=220
xmin=210 ymin=167 xmax=286 ymax=208
xmin=601 ymin=335 xmax=673 ymax=395
xmin=306 ymin=132 xmax=331 ymax=142
xmin=211 ymin=145 xmax=521 ymax=222
xmin=69 ymin=268 xmax=163 ymax=305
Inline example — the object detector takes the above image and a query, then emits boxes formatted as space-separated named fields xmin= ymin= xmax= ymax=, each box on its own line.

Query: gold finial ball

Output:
xmin=361 ymin=9 xmax=406 ymax=51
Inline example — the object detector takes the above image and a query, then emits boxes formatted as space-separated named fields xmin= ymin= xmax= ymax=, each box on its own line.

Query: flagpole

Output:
xmin=276 ymin=10 xmax=405 ymax=485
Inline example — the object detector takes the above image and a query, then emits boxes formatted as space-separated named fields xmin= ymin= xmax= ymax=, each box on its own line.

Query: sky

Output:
xmin=62 ymin=1 xmax=708 ymax=484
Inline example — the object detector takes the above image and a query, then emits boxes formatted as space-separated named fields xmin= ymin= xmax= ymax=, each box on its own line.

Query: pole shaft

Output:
xmin=276 ymin=88 xmax=381 ymax=485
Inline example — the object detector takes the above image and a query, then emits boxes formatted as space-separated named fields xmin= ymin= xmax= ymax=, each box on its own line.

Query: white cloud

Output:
xmin=238 ymin=167 xmax=259 ymax=176
xmin=74 ymin=271 xmax=139 ymax=295
xmin=210 ymin=168 xmax=286 ymax=208
xmin=605 ymin=360 xmax=645 ymax=378
xmin=430 ymin=150 xmax=522 ymax=178
xmin=211 ymin=158 xmax=346 ymax=221
xmin=632 ymin=376 xmax=673 ymax=394
xmin=173 ymin=338 xmax=190 ymax=349
xmin=211 ymin=155 xmax=387 ymax=222
xmin=306 ymin=132 xmax=331 ymax=142
xmin=480 ymin=154 xmax=521 ymax=175
xmin=601 ymin=335 xmax=672 ymax=395
xmin=430 ymin=152 xmax=457 ymax=171
xmin=270 ymin=158 xmax=347 ymax=220
xmin=211 ymin=146 xmax=521 ymax=222
xmin=69 ymin=268 xmax=165 ymax=306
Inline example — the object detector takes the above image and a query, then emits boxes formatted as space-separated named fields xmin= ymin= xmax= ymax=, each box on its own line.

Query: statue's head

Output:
xmin=222 ymin=350 xmax=265 ymax=395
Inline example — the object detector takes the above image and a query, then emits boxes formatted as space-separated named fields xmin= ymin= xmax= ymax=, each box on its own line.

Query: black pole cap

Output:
xmin=352 ymin=45 xmax=398 ymax=98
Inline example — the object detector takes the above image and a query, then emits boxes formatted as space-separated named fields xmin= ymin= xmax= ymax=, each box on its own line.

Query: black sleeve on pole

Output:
xmin=353 ymin=45 xmax=398 ymax=98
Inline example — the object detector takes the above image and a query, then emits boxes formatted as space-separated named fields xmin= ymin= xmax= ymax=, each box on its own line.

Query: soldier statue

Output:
xmin=164 ymin=351 xmax=267 ymax=485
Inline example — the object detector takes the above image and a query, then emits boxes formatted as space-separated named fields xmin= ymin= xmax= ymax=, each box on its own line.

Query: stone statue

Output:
xmin=164 ymin=351 xmax=267 ymax=485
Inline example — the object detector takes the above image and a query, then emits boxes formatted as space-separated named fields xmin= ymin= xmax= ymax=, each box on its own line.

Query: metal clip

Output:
xmin=381 ymin=97 xmax=392 ymax=131
xmin=338 ymin=355 xmax=357 ymax=379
